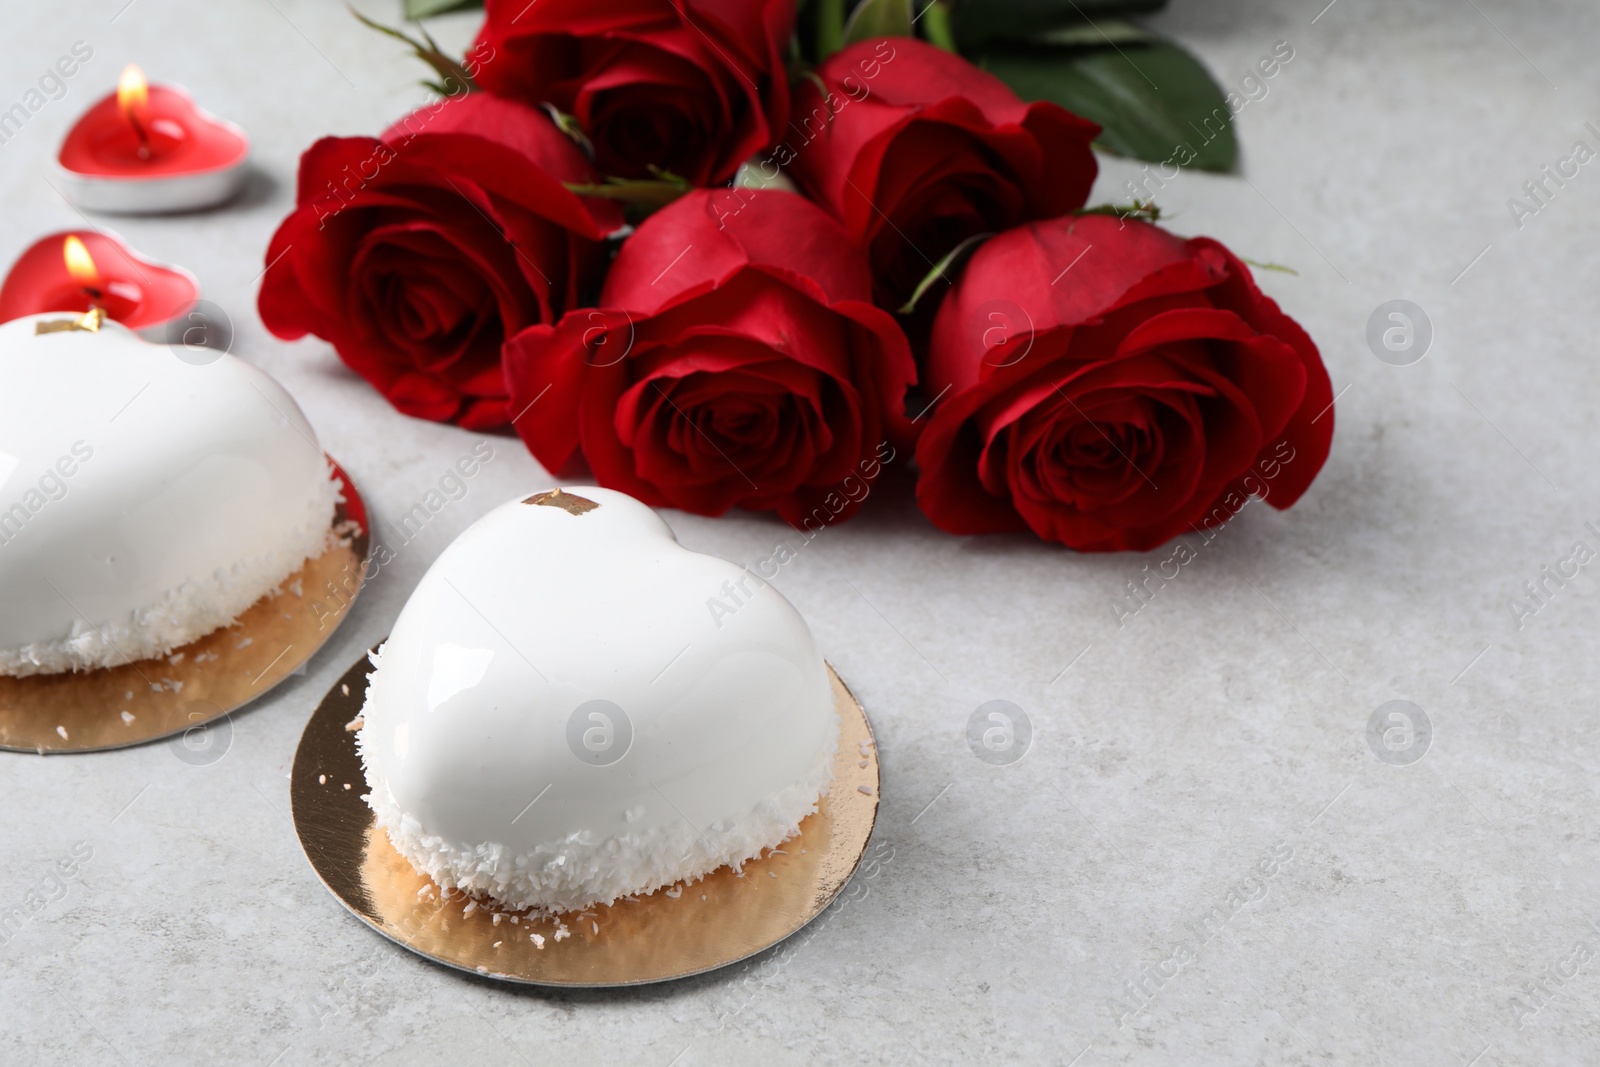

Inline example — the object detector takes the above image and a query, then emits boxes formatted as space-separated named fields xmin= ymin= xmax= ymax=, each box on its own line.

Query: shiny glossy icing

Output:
xmin=358 ymin=487 xmax=838 ymax=912
xmin=0 ymin=314 xmax=337 ymax=675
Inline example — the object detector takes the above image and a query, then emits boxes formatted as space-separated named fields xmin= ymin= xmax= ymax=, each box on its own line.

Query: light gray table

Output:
xmin=4 ymin=1 xmax=1598 ymax=1063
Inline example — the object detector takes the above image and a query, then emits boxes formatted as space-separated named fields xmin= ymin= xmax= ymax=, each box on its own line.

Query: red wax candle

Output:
xmin=56 ymin=66 xmax=249 ymax=214
xmin=0 ymin=231 xmax=198 ymax=333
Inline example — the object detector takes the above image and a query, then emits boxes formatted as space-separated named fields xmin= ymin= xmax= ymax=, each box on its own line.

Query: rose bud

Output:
xmin=258 ymin=94 xmax=621 ymax=430
xmin=473 ymin=0 xmax=795 ymax=186
xmin=915 ymin=214 xmax=1334 ymax=551
xmin=785 ymin=37 xmax=1098 ymax=310
xmin=503 ymin=188 xmax=916 ymax=527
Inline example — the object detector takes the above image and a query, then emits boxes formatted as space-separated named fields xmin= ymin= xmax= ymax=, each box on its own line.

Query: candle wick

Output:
xmin=126 ymin=110 xmax=152 ymax=159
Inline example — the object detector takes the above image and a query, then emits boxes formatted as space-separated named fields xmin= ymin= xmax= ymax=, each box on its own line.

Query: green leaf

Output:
xmin=1076 ymin=200 xmax=1162 ymax=223
xmin=543 ymin=106 xmax=596 ymax=159
xmin=403 ymin=0 xmax=481 ymax=18
xmin=980 ymin=39 xmax=1237 ymax=172
xmin=351 ymin=7 xmax=480 ymax=95
xmin=843 ymin=0 xmax=914 ymax=45
xmin=564 ymin=178 xmax=692 ymax=207
xmin=1241 ymin=257 xmax=1298 ymax=275
xmin=951 ymin=0 xmax=1167 ymax=47
xmin=816 ymin=0 xmax=848 ymax=57
xmin=1029 ymin=16 xmax=1154 ymax=47
xmin=919 ymin=1 xmax=959 ymax=52
xmin=898 ymin=230 xmax=993 ymax=314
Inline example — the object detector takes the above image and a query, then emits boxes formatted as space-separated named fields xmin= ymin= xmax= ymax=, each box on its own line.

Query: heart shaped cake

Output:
xmin=0 ymin=313 xmax=340 ymax=675
xmin=356 ymin=487 xmax=839 ymax=913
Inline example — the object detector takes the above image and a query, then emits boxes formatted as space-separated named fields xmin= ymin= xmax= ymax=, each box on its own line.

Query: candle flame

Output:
xmin=116 ymin=64 xmax=148 ymax=116
xmin=63 ymin=236 xmax=101 ymax=289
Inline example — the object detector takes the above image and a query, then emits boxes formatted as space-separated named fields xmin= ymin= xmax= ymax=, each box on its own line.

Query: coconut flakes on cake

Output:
xmin=0 ymin=461 xmax=342 ymax=677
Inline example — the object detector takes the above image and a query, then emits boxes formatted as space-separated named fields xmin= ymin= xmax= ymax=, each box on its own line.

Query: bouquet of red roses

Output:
xmin=260 ymin=0 xmax=1332 ymax=552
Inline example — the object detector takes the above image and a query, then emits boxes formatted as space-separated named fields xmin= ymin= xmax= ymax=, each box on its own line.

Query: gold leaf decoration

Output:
xmin=522 ymin=488 xmax=599 ymax=516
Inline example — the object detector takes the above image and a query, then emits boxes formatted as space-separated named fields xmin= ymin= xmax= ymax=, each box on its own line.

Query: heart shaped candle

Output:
xmin=0 ymin=313 xmax=341 ymax=676
xmin=356 ymin=487 xmax=840 ymax=914
xmin=0 ymin=231 xmax=198 ymax=337
xmin=55 ymin=66 xmax=249 ymax=214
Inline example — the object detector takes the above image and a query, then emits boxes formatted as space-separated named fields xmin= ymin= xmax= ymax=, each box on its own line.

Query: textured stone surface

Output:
xmin=3 ymin=2 xmax=1599 ymax=1064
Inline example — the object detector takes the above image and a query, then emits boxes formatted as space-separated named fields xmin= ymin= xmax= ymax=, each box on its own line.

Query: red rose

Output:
xmin=473 ymin=0 xmax=794 ymax=186
xmin=784 ymin=37 xmax=1098 ymax=309
xmin=258 ymin=94 xmax=620 ymax=430
xmin=915 ymin=215 xmax=1334 ymax=551
xmin=503 ymin=188 xmax=916 ymax=526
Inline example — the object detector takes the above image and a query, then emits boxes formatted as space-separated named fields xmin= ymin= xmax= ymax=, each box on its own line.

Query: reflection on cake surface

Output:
xmin=0 ymin=314 xmax=339 ymax=676
xmin=357 ymin=487 xmax=839 ymax=915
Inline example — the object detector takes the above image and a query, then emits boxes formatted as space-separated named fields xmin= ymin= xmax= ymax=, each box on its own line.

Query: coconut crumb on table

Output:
xmin=236 ymin=637 xmax=252 ymax=650
xmin=463 ymin=900 xmax=478 ymax=916
xmin=318 ymin=774 xmax=326 ymax=785
xmin=857 ymin=785 xmax=873 ymax=796
xmin=531 ymin=933 xmax=544 ymax=948
xmin=340 ymin=684 xmax=349 ymax=696
xmin=120 ymin=711 xmax=135 ymax=725
xmin=55 ymin=725 xmax=67 ymax=740
xmin=344 ymin=716 xmax=363 ymax=732
xmin=493 ymin=941 xmax=502 ymax=949
xmin=343 ymin=783 xmax=351 ymax=790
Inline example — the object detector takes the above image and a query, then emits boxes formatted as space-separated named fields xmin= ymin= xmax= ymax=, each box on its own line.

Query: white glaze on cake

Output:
xmin=357 ymin=488 xmax=839 ymax=914
xmin=0 ymin=314 xmax=340 ymax=676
